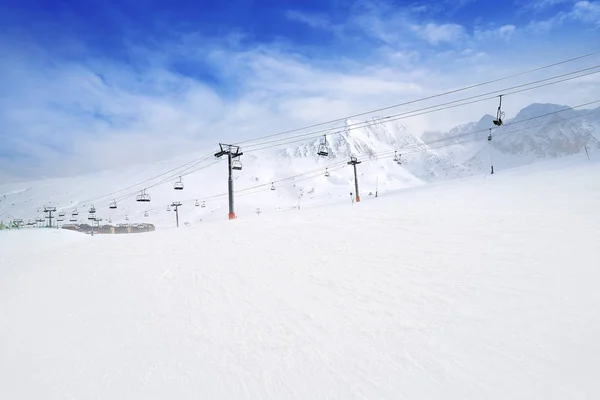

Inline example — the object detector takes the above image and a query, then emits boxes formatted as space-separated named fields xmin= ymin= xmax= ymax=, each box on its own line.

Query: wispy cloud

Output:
xmin=285 ymin=10 xmax=332 ymax=29
xmin=526 ymin=0 xmax=600 ymax=32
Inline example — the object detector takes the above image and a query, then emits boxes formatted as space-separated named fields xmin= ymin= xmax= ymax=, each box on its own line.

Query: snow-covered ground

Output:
xmin=1 ymin=156 xmax=599 ymax=399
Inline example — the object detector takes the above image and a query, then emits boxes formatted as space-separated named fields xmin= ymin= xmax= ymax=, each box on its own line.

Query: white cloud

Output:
xmin=523 ymin=0 xmax=572 ymax=11
xmin=417 ymin=22 xmax=466 ymax=45
xmin=285 ymin=10 xmax=331 ymax=29
xmin=526 ymin=0 xmax=600 ymax=32
xmin=571 ymin=1 xmax=600 ymax=24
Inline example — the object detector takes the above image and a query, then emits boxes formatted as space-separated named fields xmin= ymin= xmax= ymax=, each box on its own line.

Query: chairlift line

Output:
xmin=234 ymin=50 xmax=600 ymax=147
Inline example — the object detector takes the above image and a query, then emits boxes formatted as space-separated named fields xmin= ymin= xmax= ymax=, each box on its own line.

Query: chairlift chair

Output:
xmin=195 ymin=199 xmax=199 ymax=207
xmin=59 ymin=211 xmax=65 ymax=217
xmin=136 ymin=189 xmax=151 ymax=202
xmin=89 ymin=205 xmax=96 ymax=214
xmin=174 ymin=177 xmax=184 ymax=190
xmin=324 ymin=168 xmax=330 ymax=177
xmin=125 ymin=215 xmax=129 ymax=221
xmin=109 ymin=199 xmax=117 ymax=209
xmin=317 ymin=135 xmax=329 ymax=157
xmin=493 ymin=95 xmax=505 ymax=126
xmin=271 ymin=182 xmax=276 ymax=191
xmin=70 ymin=216 xmax=77 ymax=222
xmin=167 ymin=205 xmax=171 ymax=212
xmin=201 ymin=201 xmax=206 ymax=208
xmin=488 ymin=128 xmax=493 ymax=142
xmin=88 ymin=213 xmax=95 ymax=221
xmin=232 ymin=157 xmax=242 ymax=171
xmin=144 ymin=211 xmax=148 ymax=217
xmin=72 ymin=209 xmax=79 ymax=216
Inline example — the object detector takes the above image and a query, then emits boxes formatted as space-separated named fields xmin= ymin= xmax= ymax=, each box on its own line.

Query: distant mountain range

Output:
xmin=2 ymin=102 xmax=598 ymax=225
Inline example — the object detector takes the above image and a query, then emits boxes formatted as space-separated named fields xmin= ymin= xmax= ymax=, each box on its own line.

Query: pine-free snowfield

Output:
xmin=1 ymin=158 xmax=599 ymax=399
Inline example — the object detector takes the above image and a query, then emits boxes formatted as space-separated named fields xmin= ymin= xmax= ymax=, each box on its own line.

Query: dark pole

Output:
xmin=489 ymin=128 xmax=494 ymax=175
xmin=227 ymin=152 xmax=235 ymax=220
xmin=171 ymin=202 xmax=182 ymax=227
xmin=348 ymin=156 xmax=362 ymax=203
xmin=353 ymin=163 xmax=359 ymax=202
xmin=215 ymin=144 xmax=242 ymax=220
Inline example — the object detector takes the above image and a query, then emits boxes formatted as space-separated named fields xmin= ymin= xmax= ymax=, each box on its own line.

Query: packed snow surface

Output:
xmin=1 ymin=158 xmax=599 ymax=399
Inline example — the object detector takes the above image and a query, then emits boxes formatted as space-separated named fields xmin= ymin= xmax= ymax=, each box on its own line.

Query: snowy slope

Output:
xmin=0 ymin=118 xmax=465 ymax=228
xmin=1 ymin=156 xmax=599 ymax=399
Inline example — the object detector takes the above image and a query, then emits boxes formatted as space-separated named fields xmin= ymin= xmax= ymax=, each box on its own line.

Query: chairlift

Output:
xmin=174 ymin=177 xmax=184 ymax=190
xmin=88 ymin=213 xmax=95 ymax=221
xmin=59 ymin=211 xmax=65 ymax=217
xmin=167 ymin=205 xmax=171 ymax=212
xmin=493 ymin=95 xmax=505 ymax=126
xmin=109 ymin=199 xmax=117 ymax=209
xmin=70 ymin=216 xmax=77 ymax=222
xmin=232 ymin=157 xmax=242 ymax=171
xmin=58 ymin=217 xmax=64 ymax=222
xmin=144 ymin=211 xmax=148 ymax=217
xmin=136 ymin=189 xmax=151 ymax=202
xmin=317 ymin=135 xmax=329 ymax=157
xmin=89 ymin=205 xmax=96 ymax=214
xmin=72 ymin=209 xmax=79 ymax=216
xmin=195 ymin=199 xmax=199 ymax=207
xmin=201 ymin=201 xmax=206 ymax=208
xmin=271 ymin=182 xmax=276 ymax=191
xmin=488 ymin=128 xmax=493 ymax=142
xmin=324 ymin=168 xmax=330 ymax=177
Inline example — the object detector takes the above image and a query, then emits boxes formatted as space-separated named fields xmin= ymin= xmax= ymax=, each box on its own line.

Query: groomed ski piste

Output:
xmin=1 ymin=155 xmax=599 ymax=399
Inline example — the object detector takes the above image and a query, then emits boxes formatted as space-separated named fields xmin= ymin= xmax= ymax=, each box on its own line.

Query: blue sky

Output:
xmin=1 ymin=0 xmax=599 ymax=180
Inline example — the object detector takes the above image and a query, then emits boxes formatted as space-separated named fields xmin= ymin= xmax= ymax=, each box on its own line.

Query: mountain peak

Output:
xmin=514 ymin=103 xmax=570 ymax=121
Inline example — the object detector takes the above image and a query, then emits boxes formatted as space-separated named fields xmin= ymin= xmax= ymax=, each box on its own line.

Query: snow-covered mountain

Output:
xmin=2 ymin=102 xmax=599 ymax=227
xmin=1 ymin=117 xmax=469 ymax=227
xmin=422 ymin=103 xmax=600 ymax=171
xmin=281 ymin=117 xmax=470 ymax=181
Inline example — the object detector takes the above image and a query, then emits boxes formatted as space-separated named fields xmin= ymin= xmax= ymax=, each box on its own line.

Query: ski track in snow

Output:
xmin=1 ymin=158 xmax=599 ymax=399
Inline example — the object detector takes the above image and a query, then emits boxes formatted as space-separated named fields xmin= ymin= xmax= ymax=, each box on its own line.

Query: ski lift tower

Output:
xmin=214 ymin=143 xmax=243 ymax=220
xmin=44 ymin=205 xmax=57 ymax=228
xmin=348 ymin=156 xmax=362 ymax=203
xmin=171 ymin=202 xmax=182 ymax=228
